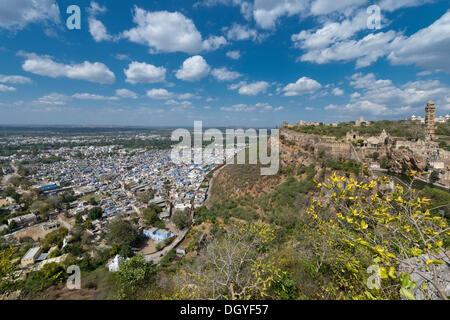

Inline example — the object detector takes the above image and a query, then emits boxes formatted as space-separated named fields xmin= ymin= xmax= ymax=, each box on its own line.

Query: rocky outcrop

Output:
xmin=399 ymin=252 xmax=450 ymax=300
xmin=385 ymin=149 xmax=427 ymax=172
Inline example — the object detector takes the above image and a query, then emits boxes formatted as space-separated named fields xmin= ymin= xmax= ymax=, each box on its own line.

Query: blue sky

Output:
xmin=0 ymin=0 xmax=449 ymax=127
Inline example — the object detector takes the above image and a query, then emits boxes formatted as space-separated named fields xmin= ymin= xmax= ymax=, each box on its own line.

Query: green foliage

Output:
xmin=136 ymin=189 xmax=155 ymax=204
xmin=40 ymin=227 xmax=68 ymax=251
xmin=159 ymin=248 xmax=176 ymax=267
xmin=18 ymin=262 xmax=66 ymax=298
xmin=306 ymin=174 xmax=449 ymax=299
xmin=172 ymin=210 xmax=191 ymax=230
xmin=106 ymin=220 xmax=139 ymax=247
xmin=114 ymin=255 xmax=156 ymax=299
xmin=322 ymin=158 xmax=361 ymax=176
xmin=142 ymin=206 xmax=162 ymax=226
xmin=88 ymin=206 xmax=103 ymax=220
xmin=429 ymin=171 xmax=439 ymax=184
xmin=289 ymin=120 xmax=425 ymax=140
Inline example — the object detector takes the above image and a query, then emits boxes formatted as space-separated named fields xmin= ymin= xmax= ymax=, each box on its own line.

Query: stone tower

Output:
xmin=425 ymin=101 xmax=436 ymax=140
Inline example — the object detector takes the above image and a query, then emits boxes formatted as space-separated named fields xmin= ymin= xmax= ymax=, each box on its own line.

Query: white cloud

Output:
xmin=224 ymin=24 xmax=263 ymax=42
xmin=87 ymin=1 xmax=106 ymax=15
xmin=299 ymin=31 xmax=399 ymax=68
xmin=178 ymin=93 xmax=200 ymax=100
xmin=338 ymin=73 xmax=450 ymax=116
xmin=202 ymin=35 xmax=228 ymax=51
xmin=388 ymin=11 xmax=450 ymax=73
xmin=253 ymin=0 xmax=309 ymax=29
xmin=87 ymin=2 xmax=112 ymax=42
xmin=115 ymin=89 xmax=138 ymax=99
xmin=122 ymin=7 xmax=225 ymax=54
xmin=282 ymin=77 xmax=322 ymax=96
xmin=292 ymin=9 xmax=369 ymax=51
xmin=211 ymin=67 xmax=242 ymax=81
xmin=0 ymin=84 xmax=15 ymax=92
xmin=0 ymin=74 xmax=31 ymax=84
xmin=165 ymin=99 xmax=192 ymax=107
xmin=229 ymin=81 xmax=270 ymax=96
xmin=35 ymin=93 xmax=67 ymax=105
xmin=324 ymin=104 xmax=338 ymax=110
xmin=226 ymin=50 xmax=241 ymax=59
xmin=124 ymin=61 xmax=166 ymax=84
xmin=221 ymin=102 xmax=279 ymax=112
xmin=176 ymin=56 xmax=211 ymax=82
xmin=195 ymin=0 xmax=253 ymax=20
xmin=310 ymin=0 xmax=367 ymax=16
xmin=332 ymin=87 xmax=344 ymax=96
xmin=379 ymin=0 xmax=434 ymax=12
xmin=89 ymin=18 xmax=112 ymax=42
xmin=293 ymin=8 xmax=450 ymax=72
xmin=0 ymin=0 xmax=60 ymax=30
xmin=72 ymin=93 xmax=118 ymax=101
xmin=146 ymin=88 xmax=173 ymax=100
xmin=21 ymin=53 xmax=115 ymax=84
xmin=114 ymin=54 xmax=130 ymax=61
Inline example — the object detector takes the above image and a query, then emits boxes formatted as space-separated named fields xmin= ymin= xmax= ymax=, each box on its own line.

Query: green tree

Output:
xmin=88 ymin=206 xmax=103 ymax=220
xmin=172 ymin=209 xmax=191 ymax=230
xmin=429 ymin=171 xmax=439 ymax=184
xmin=142 ymin=207 xmax=160 ymax=226
xmin=114 ymin=255 xmax=155 ymax=299
xmin=106 ymin=220 xmax=139 ymax=247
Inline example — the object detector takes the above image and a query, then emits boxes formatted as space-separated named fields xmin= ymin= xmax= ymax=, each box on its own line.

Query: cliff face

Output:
xmin=385 ymin=148 xmax=427 ymax=172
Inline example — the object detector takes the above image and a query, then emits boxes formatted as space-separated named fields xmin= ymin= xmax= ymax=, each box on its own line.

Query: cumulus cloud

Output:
xmin=282 ymin=77 xmax=322 ymax=96
xmin=299 ymin=31 xmax=398 ymax=68
xmin=226 ymin=50 xmax=241 ymax=59
xmin=116 ymin=89 xmax=138 ymax=99
xmin=35 ymin=93 xmax=68 ymax=105
xmin=221 ymin=102 xmax=275 ymax=112
xmin=124 ymin=61 xmax=166 ymax=84
xmin=388 ymin=11 xmax=450 ymax=73
xmin=21 ymin=53 xmax=115 ymax=84
xmin=338 ymin=73 xmax=450 ymax=116
xmin=87 ymin=2 xmax=112 ymax=42
xmin=0 ymin=74 xmax=31 ymax=84
xmin=89 ymin=18 xmax=112 ymax=42
xmin=224 ymin=23 xmax=264 ymax=42
xmin=292 ymin=8 xmax=450 ymax=72
xmin=332 ymin=87 xmax=344 ymax=96
xmin=178 ymin=93 xmax=200 ymax=100
xmin=310 ymin=0 xmax=367 ymax=16
xmin=0 ymin=0 xmax=60 ymax=30
xmin=292 ymin=9 xmax=369 ymax=51
xmin=72 ymin=93 xmax=118 ymax=101
xmin=0 ymin=84 xmax=16 ymax=92
xmin=122 ymin=7 xmax=226 ymax=54
xmin=253 ymin=0 xmax=309 ymax=29
xmin=146 ymin=88 xmax=173 ymax=100
xmin=176 ymin=56 xmax=211 ymax=82
xmin=229 ymin=81 xmax=270 ymax=96
xmin=202 ymin=35 xmax=228 ymax=51
xmin=211 ymin=67 xmax=242 ymax=81
xmin=379 ymin=0 xmax=435 ymax=12
xmin=195 ymin=0 xmax=253 ymax=20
